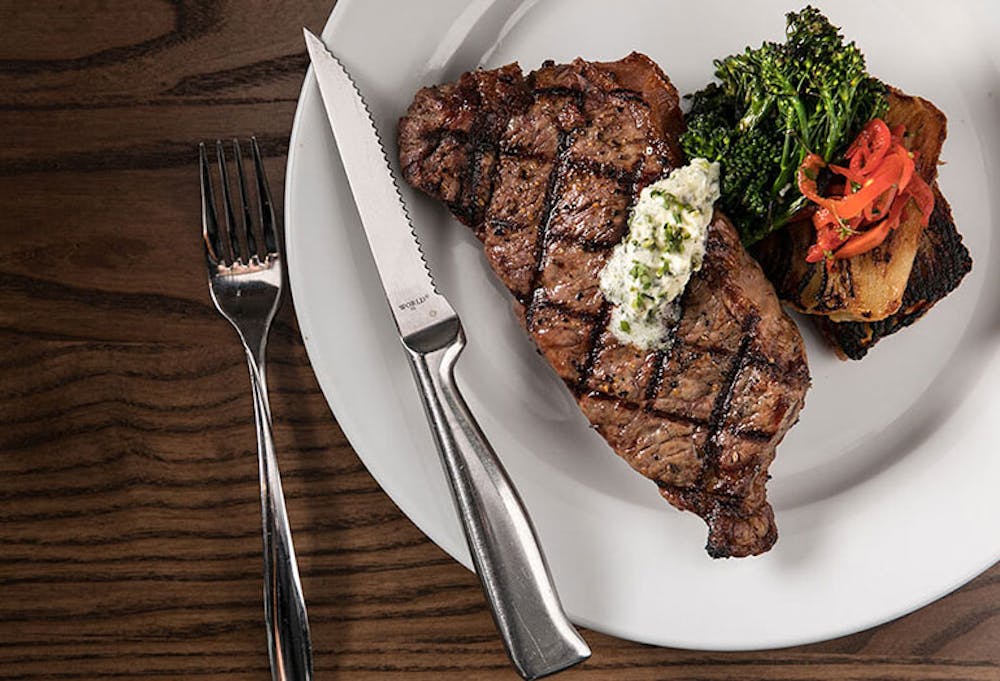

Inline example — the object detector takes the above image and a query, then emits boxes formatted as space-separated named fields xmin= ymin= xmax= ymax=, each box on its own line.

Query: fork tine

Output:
xmin=251 ymin=137 xmax=278 ymax=254
xmin=199 ymin=143 xmax=223 ymax=265
xmin=215 ymin=140 xmax=245 ymax=264
xmin=232 ymin=139 xmax=260 ymax=261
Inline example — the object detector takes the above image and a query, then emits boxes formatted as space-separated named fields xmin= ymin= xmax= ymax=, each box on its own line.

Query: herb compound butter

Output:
xmin=599 ymin=158 xmax=721 ymax=350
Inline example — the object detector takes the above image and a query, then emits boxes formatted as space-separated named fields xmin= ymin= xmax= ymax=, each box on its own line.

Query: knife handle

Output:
xmin=402 ymin=317 xmax=590 ymax=681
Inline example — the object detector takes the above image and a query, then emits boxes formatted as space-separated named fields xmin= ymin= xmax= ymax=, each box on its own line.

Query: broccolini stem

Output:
xmin=772 ymin=111 xmax=796 ymax=197
xmin=820 ymin=90 xmax=842 ymax=160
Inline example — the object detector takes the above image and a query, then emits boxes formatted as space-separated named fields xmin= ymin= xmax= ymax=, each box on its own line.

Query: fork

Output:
xmin=199 ymin=138 xmax=313 ymax=681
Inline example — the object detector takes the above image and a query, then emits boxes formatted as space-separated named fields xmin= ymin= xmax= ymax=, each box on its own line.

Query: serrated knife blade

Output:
xmin=303 ymin=28 xmax=454 ymax=340
xmin=303 ymin=28 xmax=590 ymax=681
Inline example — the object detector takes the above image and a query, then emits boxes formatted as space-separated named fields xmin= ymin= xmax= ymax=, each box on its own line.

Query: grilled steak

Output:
xmin=398 ymin=54 xmax=810 ymax=557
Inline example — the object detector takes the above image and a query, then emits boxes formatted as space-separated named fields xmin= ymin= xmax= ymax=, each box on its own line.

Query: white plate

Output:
xmin=286 ymin=0 xmax=1000 ymax=650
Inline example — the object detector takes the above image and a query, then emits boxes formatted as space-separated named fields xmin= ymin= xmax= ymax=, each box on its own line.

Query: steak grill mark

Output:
xmin=523 ymin=128 xmax=572 ymax=324
xmin=703 ymin=316 xmax=758 ymax=461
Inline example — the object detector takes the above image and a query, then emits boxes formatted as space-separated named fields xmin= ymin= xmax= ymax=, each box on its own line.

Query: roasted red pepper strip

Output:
xmin=798 ymin=117 xmax=935 ymax=267
xmin=829 ymin=163 xmax=865 ymax=186
xmin=892 ymin=145 xmax=915 ymax=193
xmin=833 ymin=185 xmax=910 ymax=259
xmin=797 ymin=153 xmax=828 ymax=206
xmin=806 ymin=243 xmax=828 ymax=263
xmin=829 ymin=153 xmax=905 ymax=219
xmin=805 ymin=208 xmax=861 ymax=263
xmin=836 ymin=185 xmax=907 ymax=259
xmin=863 ymin=186 xmax=896 ymax=223
xmin=846 ymin=118 xmax=892 ymax=175
xmin=797 ymin=152 xmax=905 ymax=220
xmin=907 ymin=173 xmax=934 ymax=226
xmin=832 ymin=218 xmax=892 ymax=260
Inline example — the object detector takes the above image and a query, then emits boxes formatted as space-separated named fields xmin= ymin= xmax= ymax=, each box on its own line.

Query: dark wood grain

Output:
xmin=0 ymin=2 xmax=997 ymax=679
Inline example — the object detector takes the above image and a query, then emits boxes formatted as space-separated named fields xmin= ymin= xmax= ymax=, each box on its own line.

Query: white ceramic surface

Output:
xmin=286 ymin=0 xmax=1000 ymax=650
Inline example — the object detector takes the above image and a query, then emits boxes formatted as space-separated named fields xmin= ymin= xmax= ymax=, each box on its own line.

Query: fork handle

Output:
xmin=246 ymin=354 xmax=314 ymax=681
xmin=402 ymin=318 xmax=590 ymax=681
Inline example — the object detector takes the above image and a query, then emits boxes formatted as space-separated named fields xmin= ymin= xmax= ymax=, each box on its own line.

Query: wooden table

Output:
xmin=2 ymin=2 xmax=997 ymax=679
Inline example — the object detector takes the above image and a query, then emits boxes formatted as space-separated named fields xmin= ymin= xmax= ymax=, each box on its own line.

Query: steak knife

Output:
xmin=303 ymin=29 xmax=590 ymax=680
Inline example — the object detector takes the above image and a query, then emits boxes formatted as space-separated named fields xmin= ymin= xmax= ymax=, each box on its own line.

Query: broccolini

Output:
xmin=680 ymin=6 xmax=888 ymax=245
